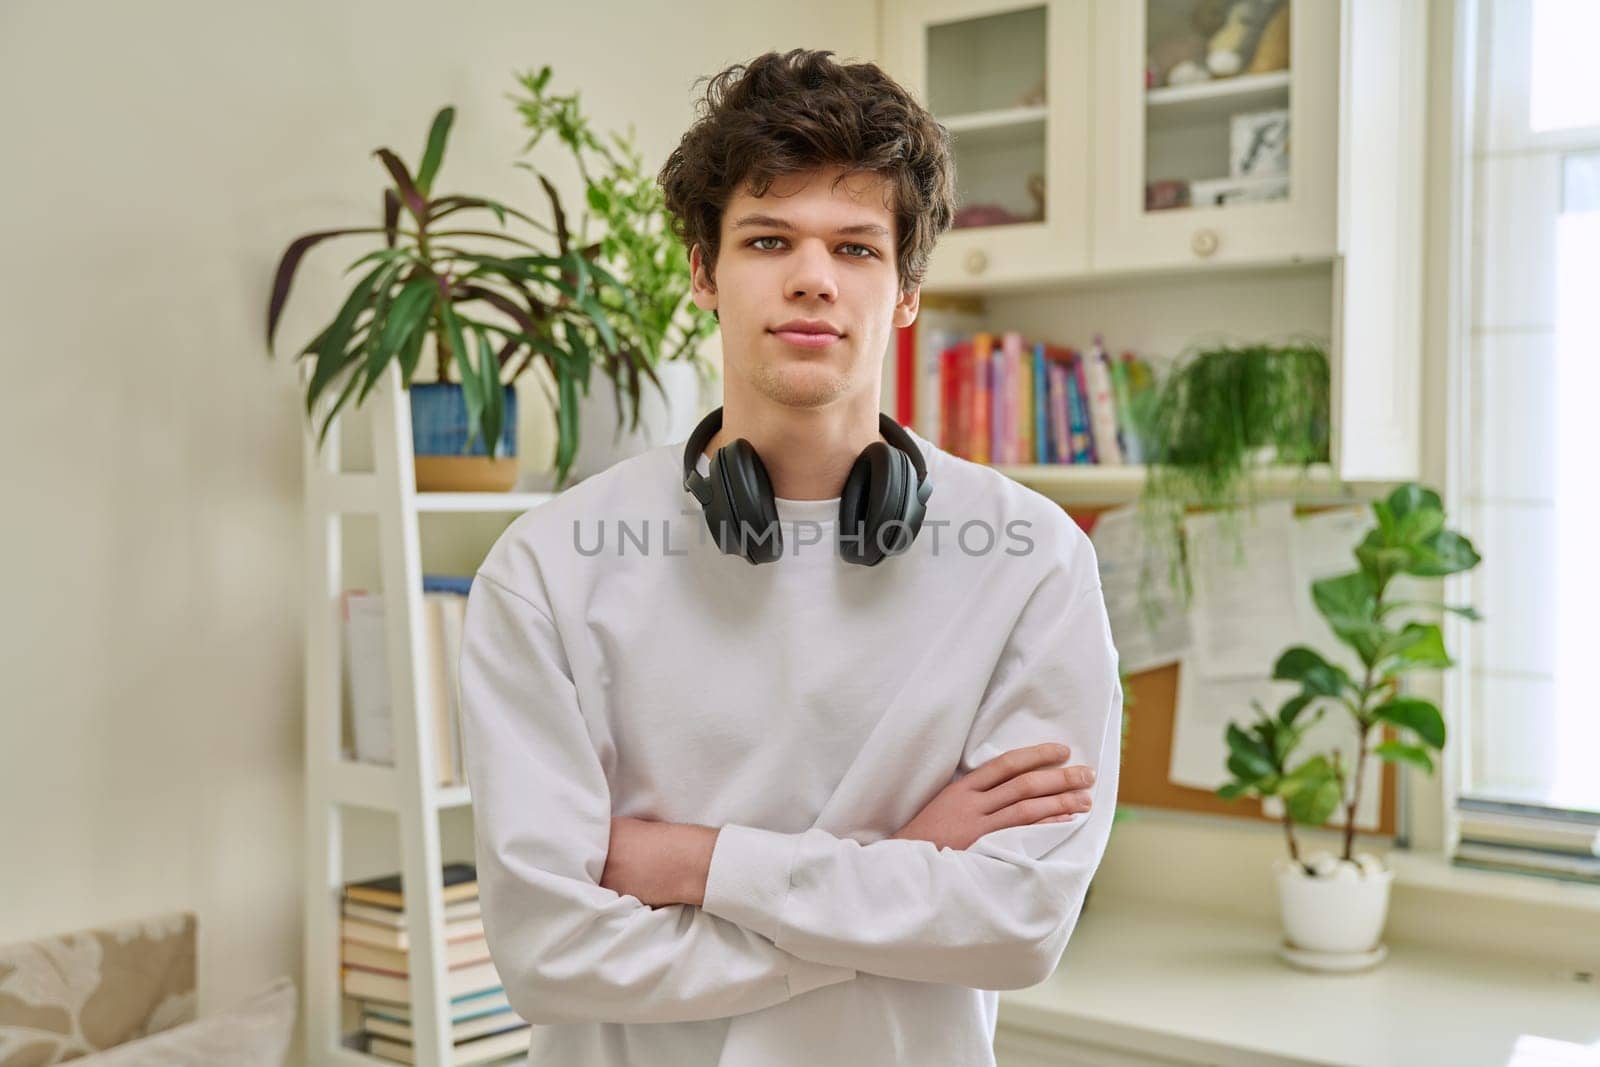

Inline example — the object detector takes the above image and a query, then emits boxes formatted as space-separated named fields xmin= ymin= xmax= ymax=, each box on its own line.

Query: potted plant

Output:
xmin=509 ymin=66 xmax=718 ymax=481
xmin=266 ymin=104 xmax=655 ymax=490
xmin=1216 ymin=484 xmax=1482 ymax=971
xmin=1137 ymin=341 xmax=1331 ymax=601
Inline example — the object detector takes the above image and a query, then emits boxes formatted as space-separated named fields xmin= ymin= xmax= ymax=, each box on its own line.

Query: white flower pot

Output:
xmin=1275 ymin=852 xmax=1394 ymax=972
xmin=568 ymin=360 xmax=709 ymax=483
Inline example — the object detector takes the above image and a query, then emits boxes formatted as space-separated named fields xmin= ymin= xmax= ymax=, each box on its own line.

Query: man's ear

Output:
xmin=689 ymin=244 xmax=718 ymax=315
xmin=892 ymin=283 xmax=921 ymax=330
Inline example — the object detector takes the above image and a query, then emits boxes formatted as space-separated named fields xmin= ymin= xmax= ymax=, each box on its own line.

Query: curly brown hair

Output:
xmin=658 ymin=48 xmax=956 ymax=297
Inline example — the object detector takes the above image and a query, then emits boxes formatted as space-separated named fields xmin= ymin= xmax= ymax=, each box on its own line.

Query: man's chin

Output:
xmin=748 ymin=363 xmax=852 ymax=409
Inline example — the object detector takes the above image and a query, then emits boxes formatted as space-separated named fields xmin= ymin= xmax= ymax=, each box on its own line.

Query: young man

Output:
xmin=459 ymin=49 xmax=1122 ymax=1066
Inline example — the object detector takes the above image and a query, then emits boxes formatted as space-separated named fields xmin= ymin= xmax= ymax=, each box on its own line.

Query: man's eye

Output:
xmin=750 ymin=236 xmax=784 ymax=251
xmin=841 ymin=243 xmax=876 ymax=259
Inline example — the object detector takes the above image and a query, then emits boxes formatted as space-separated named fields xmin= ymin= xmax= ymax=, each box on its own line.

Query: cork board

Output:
xmin=1065 ymin=505 xmax=1399 ymax=839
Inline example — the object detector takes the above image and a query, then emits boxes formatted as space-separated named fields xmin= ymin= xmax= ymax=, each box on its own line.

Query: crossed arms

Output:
xmin=458 ymin=563 xmax=1121 ymax=1027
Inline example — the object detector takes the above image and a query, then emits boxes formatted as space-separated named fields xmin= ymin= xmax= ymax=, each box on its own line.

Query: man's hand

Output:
xmin=600 ymin=817 xmax=719 ymax=908
xmin=891 ymin=743 xmax=1095 ymax=851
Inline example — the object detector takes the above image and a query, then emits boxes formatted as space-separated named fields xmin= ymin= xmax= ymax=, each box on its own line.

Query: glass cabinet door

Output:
xmin=1143 ymin=0 xmax=1293 ymax=213
xmin=929 ymin=6 xmax=1050 ymax=233
xmin=1092 ymin=0 xmax=1337 ymax=273
xmin=882 ymin=0 xmax=1090 ymax=290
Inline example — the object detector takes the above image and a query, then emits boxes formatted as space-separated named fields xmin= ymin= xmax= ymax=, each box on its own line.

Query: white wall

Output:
xmin=0 ymin=0 xmax=875 ymax=1055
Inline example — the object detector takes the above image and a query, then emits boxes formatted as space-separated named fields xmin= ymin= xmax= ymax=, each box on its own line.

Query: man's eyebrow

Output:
xmin=729 ymin=213 xmax=891 ymax=238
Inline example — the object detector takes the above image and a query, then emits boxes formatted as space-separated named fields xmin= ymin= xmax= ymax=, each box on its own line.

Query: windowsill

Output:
xmin=1387 ymin=849 xmax=1600 ymax=914
xmin=1091 ymin=808 xmax=1600 ymax=963
xmin=999 ymin=896 xmax=1600 ymax=1067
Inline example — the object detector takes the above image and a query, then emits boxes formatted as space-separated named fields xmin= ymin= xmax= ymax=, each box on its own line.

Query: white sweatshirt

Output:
xmin=458 ymin=428 xmax=1123 ymax=1066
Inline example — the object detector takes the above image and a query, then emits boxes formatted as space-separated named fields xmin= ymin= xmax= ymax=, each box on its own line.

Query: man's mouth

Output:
xmin=770 ymin=320 xmax=844 ymax=349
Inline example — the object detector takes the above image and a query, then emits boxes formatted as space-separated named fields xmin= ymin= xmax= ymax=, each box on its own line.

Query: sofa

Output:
xmin=0 ymin=911 xmax=295 ymax=1066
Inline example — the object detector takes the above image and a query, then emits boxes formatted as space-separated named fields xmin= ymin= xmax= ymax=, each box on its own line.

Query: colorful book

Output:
xmin=1083 ymin=335 xmax=1124 ymax=465
xmin=1066 ymin=351 xmax=1096 ymax=463
xmin=972 ymin=332 xmax=993 ymax=463
xmin=1032 ymin=343 xmax=1050 ymax=463
xmin=1048 ymin=362 xmax=1071 ymax=464
xmin=894 ymin=323 xmax=916 ymax=427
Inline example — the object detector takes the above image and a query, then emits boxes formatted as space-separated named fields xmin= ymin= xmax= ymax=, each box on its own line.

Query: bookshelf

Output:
xmin=302 ymin=361 xmax=552 ymax=1067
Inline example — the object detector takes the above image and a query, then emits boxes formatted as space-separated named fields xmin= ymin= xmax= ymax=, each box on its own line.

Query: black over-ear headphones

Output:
xmin=682 ymin=406 xmax=934 ymax=567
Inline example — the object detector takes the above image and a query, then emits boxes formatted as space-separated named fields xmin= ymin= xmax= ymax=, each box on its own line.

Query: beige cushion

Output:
xmin=76 ymin=978 xmax=295 ymax=1067
xmin=0 ymin=913 xmax=197 ymax=1066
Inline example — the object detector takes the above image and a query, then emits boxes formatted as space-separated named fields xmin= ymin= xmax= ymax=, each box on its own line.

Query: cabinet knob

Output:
xmin=1191 ymin=229 xmax=1219 ymax=257
xmin=964 ymin=249 xmax=989 ymax=275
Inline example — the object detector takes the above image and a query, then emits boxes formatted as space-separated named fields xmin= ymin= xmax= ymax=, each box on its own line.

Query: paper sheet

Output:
xmin=1089 ymin=505 xmax=1192 ymax=674
xmin=1184 ymin=502 xmax=1302 ymax=680
xmin=1168 ymin=504 xmax=1385 ymax=830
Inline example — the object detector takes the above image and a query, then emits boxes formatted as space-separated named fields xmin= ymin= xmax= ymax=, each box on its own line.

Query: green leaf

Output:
xmin=479 ymin=327 xmax=507 ymax=458
xmin=1372 ymin=698 xmax=1446 ymax=748
xmin=303 ymin=258 xmax=397 ymax=416
xmin=1394 ymin=506 xmax=1445 ymax=547
xmin=1278 ymin=692 xmax=1314 ymax=727
xmin=1386 ymin=483 xmax=1443 ymax=522
xmin=265 ymin=226 xmax=391 ymax=352
xmin=357 ymin=277 xmax=435 ymax=406
xmin=1272 ymin=646 xmax=1349 ymax=697
xmin=1383 ymin=622 xmax=1452 ymax=672
xmin=1311 ymin=571 xmax=1382 ymax=658
xmin=1373 ymin=741 xmax=1435 ymax=773
xmin=1216 ymin=781 xmax=1249 ymax=801
xmin=1447 ymin=604 xmax=1484 ymax=621
xmin=1406 ymin=529 xmax=1482 ymax=577
xmin=415 ymin=106 xmax=454 ymax=198
xmin=1225 ymin=722 xmax=1276 ymax=781
xmin=554 ymin=365 xmax=579 ymax=486
xmin=374 ymin=148 xmax=428 ymax=223
xmin=1288 ymin=774 xmax=1343 ymax=825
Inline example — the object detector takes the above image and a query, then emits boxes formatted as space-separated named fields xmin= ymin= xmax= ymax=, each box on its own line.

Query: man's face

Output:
xmin=689 ymin=165 xmax=920 ymax=411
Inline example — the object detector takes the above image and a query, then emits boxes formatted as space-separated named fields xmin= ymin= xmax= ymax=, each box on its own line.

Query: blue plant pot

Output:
xmin=409 ymin=383 xmax=519 ymax=493
xmin=410 ymin=382 xmax=517 ymax=458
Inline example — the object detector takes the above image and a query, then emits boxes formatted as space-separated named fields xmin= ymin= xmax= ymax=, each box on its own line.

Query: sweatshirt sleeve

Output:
xmin=459 ymin=569 xmax=857 ymax=1026
xmin=699 ymin=540 xmax=1123 ymax=991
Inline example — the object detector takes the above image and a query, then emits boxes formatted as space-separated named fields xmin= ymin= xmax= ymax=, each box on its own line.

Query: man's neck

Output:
xmin=704 ymin=393 xmax=886 ymax=501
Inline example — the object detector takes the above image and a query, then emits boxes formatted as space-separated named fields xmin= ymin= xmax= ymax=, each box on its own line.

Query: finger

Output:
xmin=1034 ymin=813 xmax=1079 ymax=824
xmin=964 ymin=742 xmax=1071 ymax=792
xmin=980 ymin=764 xmax=1097 ymax=813
xmin=986 ymin=791 xmax=1094 ymax=830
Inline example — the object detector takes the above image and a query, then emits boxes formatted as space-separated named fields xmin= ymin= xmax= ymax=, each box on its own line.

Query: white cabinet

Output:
xmin=879 ymin=0 xmax=1426 ymax=485
xmin=880 ymin=0 xmax=1092 ymax=290
xmin=1089 ymin=0 xmax=1338 ymax=273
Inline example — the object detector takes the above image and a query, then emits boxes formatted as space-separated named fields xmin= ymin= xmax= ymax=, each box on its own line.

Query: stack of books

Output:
xmin=341 ymin=863 xmax=532 ymax=1064
xmin=895 ymin=317 xmax=1155 ymax=467
xmin=343 ymin=575 xmax=473 ymax=785
xmin=1454 ymin=798 xmax=1600 ymax=885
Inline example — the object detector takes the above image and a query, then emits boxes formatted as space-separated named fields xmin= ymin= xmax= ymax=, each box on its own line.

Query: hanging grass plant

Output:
xmin=1138 ymin=341 xmax=1333 ymax=600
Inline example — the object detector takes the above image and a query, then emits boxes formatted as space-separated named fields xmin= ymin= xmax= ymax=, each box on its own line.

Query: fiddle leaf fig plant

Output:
xmin=266 ymin=104 xmax=655 ymax=486
xmin=1217 ymin=484 xmax=1482 ymax=874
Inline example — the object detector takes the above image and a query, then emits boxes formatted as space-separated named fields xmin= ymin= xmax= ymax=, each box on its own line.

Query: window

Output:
xmin=1459 ymin=1 xmax=1600 ymax=823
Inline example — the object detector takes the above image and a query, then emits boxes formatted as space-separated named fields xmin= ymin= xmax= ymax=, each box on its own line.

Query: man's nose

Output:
xmin=785 ymin=240 xmax=839 ymax=302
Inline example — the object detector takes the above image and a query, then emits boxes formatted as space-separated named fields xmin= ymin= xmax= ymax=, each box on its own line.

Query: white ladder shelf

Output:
xmin=301 ymin=362 xmax=552 ymax=1066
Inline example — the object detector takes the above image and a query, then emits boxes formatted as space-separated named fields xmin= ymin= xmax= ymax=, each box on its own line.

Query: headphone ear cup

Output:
xmin=838 ymin=442 xmax=908 ymax=566
xmin=720 ymin=439 xmax=782 ymax=564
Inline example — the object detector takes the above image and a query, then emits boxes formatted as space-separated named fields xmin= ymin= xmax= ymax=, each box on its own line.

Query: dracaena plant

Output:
xmin=265 ymin=105 xmax=656 ymax=486
xmin=1216 ymin=484 xmax=1483 ymax=874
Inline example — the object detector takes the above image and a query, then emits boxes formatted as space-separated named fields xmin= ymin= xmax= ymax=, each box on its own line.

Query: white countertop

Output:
xmin=999 ymin=897 xmax=1600 ymax=1067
